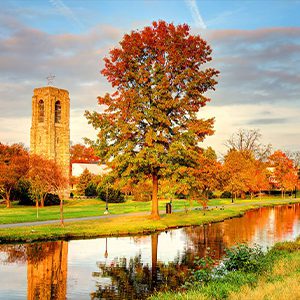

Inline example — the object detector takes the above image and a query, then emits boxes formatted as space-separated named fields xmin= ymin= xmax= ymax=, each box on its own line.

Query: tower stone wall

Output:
xmin=30 ymin=86 xmax=70 ymax=180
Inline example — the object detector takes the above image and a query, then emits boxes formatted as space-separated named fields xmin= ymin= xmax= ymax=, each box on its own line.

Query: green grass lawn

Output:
xmin=0 ymin=196 xmax=287 ymax=225
xmin=0 ymin=197 xmax=299 ymax=243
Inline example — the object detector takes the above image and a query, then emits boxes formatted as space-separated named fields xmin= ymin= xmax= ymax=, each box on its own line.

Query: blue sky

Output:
xmin=1 ymin=0 xmax=300 ymax=155
xmin=6 ymin=0 xmax=300 ymax=33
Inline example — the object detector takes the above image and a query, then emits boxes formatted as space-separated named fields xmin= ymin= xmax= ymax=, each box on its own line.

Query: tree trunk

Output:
xmin=36 ymin=199 xmax=39 ymax=218
xmin=60 ymin=197 xmax=64 ymax=226
xmin=5 ymin=198 xmax=11 ymax=208
xmin=5 ymin=189 xmax=11 ymax=208
xmin=151 ymin=171 xmax=160 ymax=220
xmin=40 ymin=195 xmax=45 ymax=208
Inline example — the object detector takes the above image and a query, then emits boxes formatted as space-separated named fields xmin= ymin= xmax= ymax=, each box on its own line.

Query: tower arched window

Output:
xmin=38 ymin=100 xmax=44 ymax=123
xmin=55 ymin=100 xmax=61 ymax=123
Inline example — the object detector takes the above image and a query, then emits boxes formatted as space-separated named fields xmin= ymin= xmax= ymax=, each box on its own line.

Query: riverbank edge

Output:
xmin=0 ymin=199 xmax=299 ymax=244
xmin=149 ymin=238 xmax=300 ymax=300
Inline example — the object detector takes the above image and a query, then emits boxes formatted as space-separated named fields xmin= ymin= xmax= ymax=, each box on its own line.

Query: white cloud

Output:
xmin=185 ymin=0 xmax=206 ymax=29
xmin=0 ymin=117 xmax=31 ymax=146
xmin=49 ymin=0 xmax=84 ymax=30
xmin=70 ymin=108 xmax=99 ymax=144
xmin=199 ymin=103 xmax=300 ymax=156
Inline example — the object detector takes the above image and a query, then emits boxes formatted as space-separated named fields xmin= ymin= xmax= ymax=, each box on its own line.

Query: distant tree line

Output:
xmin=71 ymin=129 xmax=300 ymax=209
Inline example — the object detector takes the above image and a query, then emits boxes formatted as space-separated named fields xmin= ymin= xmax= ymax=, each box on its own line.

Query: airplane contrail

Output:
xmin=49 ymin=0 xmax=84 ymax=29
xmin=185 ymin=0 xmax=207 ymax=29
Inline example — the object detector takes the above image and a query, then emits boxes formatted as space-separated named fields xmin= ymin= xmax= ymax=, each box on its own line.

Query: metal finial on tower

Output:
xmin=46 ymin=74 xmax=56 ymax=86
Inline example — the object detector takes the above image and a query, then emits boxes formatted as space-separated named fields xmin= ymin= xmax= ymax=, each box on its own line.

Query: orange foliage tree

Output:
xmin=244 ymin=160 xmax=269 ymax=199
xmin=0 ymin=143 xmax=29 ymax=208
xmin=268 ymin=150 xmax=298 ymax=198
xmin=28 ymin=155 xmax=68 ymax=223
xmin=28 ymin=155 xmax=52 ymax=210
xmin=174 ymin=147 xmax=222 ymax=208
xmin=223 ymin=150 xmax=253 ymax=201
xmin=85 ymin=21 xmax=219 ymax=219
xmin=48 ymin=161 xmax=69 ymax=226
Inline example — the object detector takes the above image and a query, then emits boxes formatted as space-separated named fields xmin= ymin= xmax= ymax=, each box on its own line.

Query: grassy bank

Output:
xmin=0 ymin=196 xmax=293 ymax=225
xmin=150 ymin=239 xmax=300 ymax=300
xmin=0 ymin=198 xmax=299 ymax=243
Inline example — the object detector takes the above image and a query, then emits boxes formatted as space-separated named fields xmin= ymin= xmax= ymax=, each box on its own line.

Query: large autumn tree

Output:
xmin=86 ymin=21 xmax=219 ymax=219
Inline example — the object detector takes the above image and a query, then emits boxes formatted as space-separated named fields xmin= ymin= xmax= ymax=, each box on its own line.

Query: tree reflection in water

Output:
xmin=91 ymin=233 xmax=190 ymax=300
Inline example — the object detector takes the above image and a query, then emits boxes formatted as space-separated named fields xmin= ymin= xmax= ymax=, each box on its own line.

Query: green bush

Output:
xmin=85 ymin=182 xmax=97 ymax=197
xmin=220 ymin=191 xmax=232 ymax=199
xmin=44 ymin=193 xmax=60 ymax=206
xmin=15 ymin=179 xmax=34 ymax=206
xmin=207 ymin=191 xmax=217 ymax=199
xmin=97 ymin=187 xmax=125 ymax=203
xmin=223 ymin=244 xmax=265 ymax=272
xmin=185 ymin=244 xmax=266 ymax=290
xmin=190 ymin=255 xmax=215 ymax=284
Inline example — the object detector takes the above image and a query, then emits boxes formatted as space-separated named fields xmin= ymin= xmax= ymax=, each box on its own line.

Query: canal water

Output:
xmin=1 ymin=204 xmax=300 ymax=299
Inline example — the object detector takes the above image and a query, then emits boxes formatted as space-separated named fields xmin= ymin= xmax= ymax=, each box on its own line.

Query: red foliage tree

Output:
xmin=86 ymin=21 xmax=219 ymax=219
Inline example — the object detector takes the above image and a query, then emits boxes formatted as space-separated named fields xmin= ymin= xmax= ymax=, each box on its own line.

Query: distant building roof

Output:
xmin=72 ymin=163 xmax=110 ymax=177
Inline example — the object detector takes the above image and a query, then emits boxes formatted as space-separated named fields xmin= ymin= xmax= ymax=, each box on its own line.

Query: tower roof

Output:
xmin=33 ymin=86 xmax=69 ymax=94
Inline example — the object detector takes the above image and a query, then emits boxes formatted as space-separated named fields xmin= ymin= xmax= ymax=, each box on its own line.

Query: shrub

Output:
xmin=190 ymin=255 xmax=215 ymax=284
xmin=44 ymin=193 xmax=60 ymax=206
xmin=85 ymin=182 xmax=97 ymax=197
xmin=220 ymin=191 xmax=232 ymax=199
xmin=185 ymin=244 xmax=266 ymax=289
xmin=15 ymin=179 xmax=34 ymax=206
xmin=207 ymin=191 xmax=217 ymax=199
xmin=223 ymin=244 xmax=265 ymax=272
xmin=97 ymin=186 xmax=125 ymax=203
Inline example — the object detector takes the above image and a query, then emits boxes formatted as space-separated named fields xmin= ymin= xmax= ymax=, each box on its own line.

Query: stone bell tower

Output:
xmin=30 ymin=86 xmax=70 ymax=180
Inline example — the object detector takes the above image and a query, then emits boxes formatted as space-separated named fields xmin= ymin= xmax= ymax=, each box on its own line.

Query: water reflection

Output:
xmin=0 ymin=241 xmax=68 ymax=300
xmin=0 ymin=204 xmax=300 ymax=299
xmin=27 ymin=241 xmax=68 ymax=300
xmin=91 ymin=233 xmax=188 ymax=300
